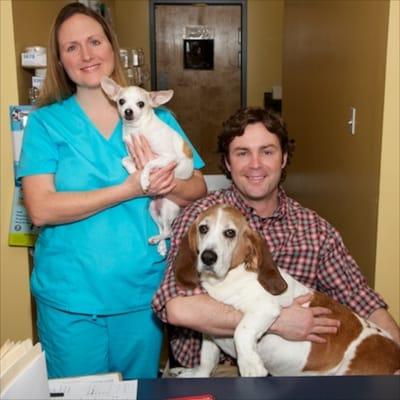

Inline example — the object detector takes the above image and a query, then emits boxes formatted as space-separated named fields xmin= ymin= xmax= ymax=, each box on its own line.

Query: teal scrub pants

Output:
xmin=36 ymin=301 xmax=164 ymax=379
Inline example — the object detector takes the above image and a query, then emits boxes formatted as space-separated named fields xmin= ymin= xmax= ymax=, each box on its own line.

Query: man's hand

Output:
xmin=269 ymin=293 xmax=340 ymax=343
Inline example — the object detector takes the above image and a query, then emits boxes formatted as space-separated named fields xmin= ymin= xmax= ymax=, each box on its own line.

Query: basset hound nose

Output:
xmin=124 ymin=108 xmax=133 ymax=120
xmin=201 ymin=249 xmax=218 ymax=266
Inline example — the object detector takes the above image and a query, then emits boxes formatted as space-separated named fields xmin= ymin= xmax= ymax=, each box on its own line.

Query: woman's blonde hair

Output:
xmin=37 ymin=2 xmax=126 ymax=107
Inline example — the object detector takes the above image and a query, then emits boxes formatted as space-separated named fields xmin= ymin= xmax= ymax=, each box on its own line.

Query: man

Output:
xmin=152 ymin=107 xmax=399 ymax=370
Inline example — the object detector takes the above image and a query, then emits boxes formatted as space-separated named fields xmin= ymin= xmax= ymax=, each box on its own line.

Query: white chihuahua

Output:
xmin=101 ymin=77 xmax=194 ymax=256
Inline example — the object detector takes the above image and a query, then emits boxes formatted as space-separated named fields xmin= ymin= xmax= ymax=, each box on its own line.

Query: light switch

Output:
xmin=348 ymin=107 xmax=356 ymax=135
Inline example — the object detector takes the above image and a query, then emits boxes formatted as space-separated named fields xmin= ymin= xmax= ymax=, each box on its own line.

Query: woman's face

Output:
xmin=57 ymin=13 xmax=115 ymax=90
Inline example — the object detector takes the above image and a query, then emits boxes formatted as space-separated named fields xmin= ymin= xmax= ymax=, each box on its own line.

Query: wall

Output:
xmin=282 ymin=0 xmax=389 ymax=287
xmin=0 ymin=0 xmax=283 ymax=344
xmin=247 ymin=0 xmax=283 ymax=106
xmin=12 ymin=0 xmax=71 ymax=104
xmin=282 ymin=0 xmax=399 ymax=322
xmin=113 ymin=0 xmax=284 ymax=104
xmin=1 ymin=0 xmax=33 ymax=344
xmin=113 ymin=0 xmax=150 ymax=90
xmin=2 ymin=0 xmax=397 ymax=344
xmin=2 ymin=0 xmax=116 ymax=345
xmin=375 ymin=0 xmax=399 ymax=322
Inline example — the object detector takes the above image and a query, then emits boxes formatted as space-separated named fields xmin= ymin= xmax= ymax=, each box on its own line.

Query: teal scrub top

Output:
xmin=17 ymin=95 xmax=204 ymax=315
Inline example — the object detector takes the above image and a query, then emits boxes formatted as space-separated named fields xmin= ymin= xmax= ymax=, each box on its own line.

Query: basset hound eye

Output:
xmin=137 ymin=101 xmax=145 ymax=108
xmin=118 ymin=98 xmax=126 ymax=106
xmin=199 ymin=224 xmax=209 ymax=235
xmin=223 ymin=229 xmax=236 ymax=239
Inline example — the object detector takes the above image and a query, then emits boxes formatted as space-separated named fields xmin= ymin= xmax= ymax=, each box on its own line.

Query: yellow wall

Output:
xmin=0 ymin=0 xmax=33 ymax=344
xmin=113 ymin=0 xmax=283 ymax=104
xmin=113 ymin=0 xmax=151 ymax=90
xmin=1 ymin=0 xmax=397 ymax=344
xmin=247 ymin=0 xmax=283 ymax=106
xmin=114 ymin=0 xmax=150 ymax=59
xmin=282 ymin=0 xmax=389 ymax=288
xmin=375 ymin=0 xmax=399 ymax=323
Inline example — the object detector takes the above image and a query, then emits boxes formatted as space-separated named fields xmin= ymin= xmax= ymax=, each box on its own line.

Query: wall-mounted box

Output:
xmin=183 ymin=39 xmax=214 ymax=70
xmin=32 ymin=76 xmax=45 ymax=89
xmin=21 ymin=48 xmax=47 ymax=68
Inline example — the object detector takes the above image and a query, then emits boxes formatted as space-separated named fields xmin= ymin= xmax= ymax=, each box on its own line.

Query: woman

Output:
xmin=17 ymin=3 xmax=206 ymax=379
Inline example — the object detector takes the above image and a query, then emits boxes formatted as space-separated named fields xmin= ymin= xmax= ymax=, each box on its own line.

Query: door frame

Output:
xmin=149 ymin=0 xmax=247 ymax=106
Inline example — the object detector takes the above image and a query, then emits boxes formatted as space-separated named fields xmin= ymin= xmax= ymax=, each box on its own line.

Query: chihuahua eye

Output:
xmin=137 ymin=101 xmax=145 ymax=108
xmin=223 ymin=229 xmax=236 ymax=239
xmin=119 ymin=99 xmax=125 ymax=106
xmin=199 ymin=224 xmax=208 ymax=235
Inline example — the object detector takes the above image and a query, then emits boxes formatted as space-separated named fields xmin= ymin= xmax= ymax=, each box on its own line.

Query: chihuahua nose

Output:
xmin=201 ymin=250 xmax=218 ymax=266
xmin=124 ymin=108 xmax=133 ymax=120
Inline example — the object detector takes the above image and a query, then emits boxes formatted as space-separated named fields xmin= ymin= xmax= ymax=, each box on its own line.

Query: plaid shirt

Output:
xmin=152 ymin=186 xmax=387 ymax=368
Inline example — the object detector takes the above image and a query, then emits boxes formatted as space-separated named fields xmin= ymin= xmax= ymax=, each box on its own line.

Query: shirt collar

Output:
xmin=227 ymin=184 xmax=288 ymax=221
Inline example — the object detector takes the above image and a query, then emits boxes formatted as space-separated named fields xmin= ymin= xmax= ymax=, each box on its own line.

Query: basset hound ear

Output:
xmin=173 ymin=222 xmax=199 ymax=290
xmin=230 ymin=229 xmax=251 ymax=269
xmin=245 ymin=228 xmax=288 ymax=295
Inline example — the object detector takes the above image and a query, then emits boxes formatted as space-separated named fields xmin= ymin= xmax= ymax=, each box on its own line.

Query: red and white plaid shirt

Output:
xmin=152 ymin=186 xmax=387 ymax=368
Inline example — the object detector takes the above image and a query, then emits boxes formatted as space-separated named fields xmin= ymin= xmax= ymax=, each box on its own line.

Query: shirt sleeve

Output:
xmin=316 ymin=223 xmax=387 ymax=319
xmin=17 ymin=111 xmax=59 ymax=180
xmin=155 ymin=108 xmax=205 ymax=170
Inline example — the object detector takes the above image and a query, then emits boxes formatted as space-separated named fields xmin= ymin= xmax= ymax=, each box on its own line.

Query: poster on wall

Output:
xmin=8 ymin=105 xmax=39 ymax=247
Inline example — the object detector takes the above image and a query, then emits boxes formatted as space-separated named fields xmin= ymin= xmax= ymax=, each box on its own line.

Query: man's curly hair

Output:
xmin=217 ymin=107 xmax=295 ymax=183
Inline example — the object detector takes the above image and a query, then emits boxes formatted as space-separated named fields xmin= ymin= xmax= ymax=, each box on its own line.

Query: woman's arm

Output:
xmin=167 ymin=170 xmax=207 ymax=207
xmin=22 ymin=166 xmax=176 ymax=226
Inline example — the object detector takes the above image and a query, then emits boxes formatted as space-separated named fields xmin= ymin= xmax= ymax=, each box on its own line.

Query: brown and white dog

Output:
xmin=173 ymin=204 xmax=400 ymax=377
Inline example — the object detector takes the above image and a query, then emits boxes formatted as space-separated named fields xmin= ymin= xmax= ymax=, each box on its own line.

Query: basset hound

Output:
xmin=173 ymin=204 xmax=400 ymax=377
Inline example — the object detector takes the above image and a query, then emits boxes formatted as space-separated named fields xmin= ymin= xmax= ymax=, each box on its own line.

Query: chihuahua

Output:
xmin=101 ymin=77 xmax=194 ymax=256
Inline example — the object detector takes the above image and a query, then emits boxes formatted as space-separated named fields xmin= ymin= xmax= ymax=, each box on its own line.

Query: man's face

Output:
xmin=225 ymin=122 xmax=287 ymax=212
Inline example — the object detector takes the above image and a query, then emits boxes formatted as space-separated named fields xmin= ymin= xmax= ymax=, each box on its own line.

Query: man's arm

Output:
xmin=368 ymin=308 xmax=400 ymax=345
xmin=166 ymin=292 xmax=339 ymax=342
xmin=166 ymin=294 xmax=241 ymax=336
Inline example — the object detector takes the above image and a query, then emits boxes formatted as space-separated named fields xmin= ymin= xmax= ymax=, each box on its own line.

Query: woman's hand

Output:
xmin=269 ymin=293 xmax=340 ymax=343
xmin=142 ymin=162 xmax=177 ymax=197
xmin=126 ymin=135 xmax=177 ymax=197
xmin=128 ymin=134 xmax=155 ymax=169
xmin=126 ymin=134 xmax=207 ymax=204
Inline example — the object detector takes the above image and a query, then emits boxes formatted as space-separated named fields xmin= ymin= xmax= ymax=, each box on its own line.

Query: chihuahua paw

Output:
xmin=122 ymin=157 xmax=136 ymax=174
xmin=149 ymin=236 xmax=167 ymax=256
xmin=140 ymin=171 xmax=150 ymax=192
xmin=148 ymin=235 xmax=161 ymax=245
xmin=157 ymin=240 xmax=167 ymax=257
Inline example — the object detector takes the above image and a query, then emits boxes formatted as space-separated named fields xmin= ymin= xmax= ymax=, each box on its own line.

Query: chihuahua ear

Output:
xmin=245 ymin=229 xmax=288 ymax=295
xmin=100 ymin=76 xmax=121 ymax=101
xmin=149 ymin=90 xmax=174 ymax=107
xmin=173 ymin=222 xmax=199 ymax=290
